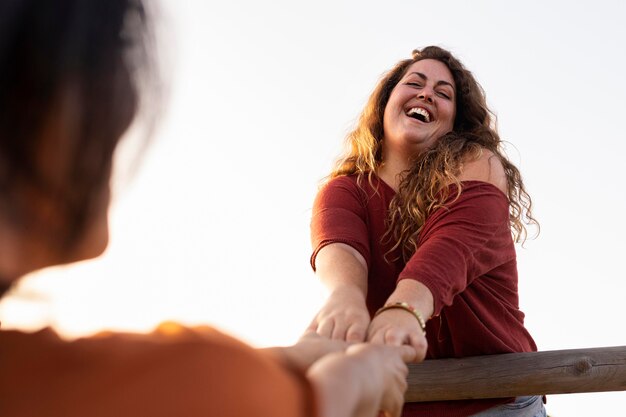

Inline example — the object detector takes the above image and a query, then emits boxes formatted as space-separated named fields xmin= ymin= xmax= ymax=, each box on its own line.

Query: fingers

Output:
xmin=398 ymin=345 xmax=418 ymax=363
xmin=380 ymin=357 xmax=409 ymax=417
xmin=345 ymin=321 xmax=367 ymax=343
xmin=391 ymin=383 xmax=407 ymax=417
xmin=408 ymin=332 xmax=428 ymax=362
xmin=311 ymin=317 xmax=359 ymax=341
xmin=309 ymin=317 xmax=342 ymax=340
xmin=306 ymin=316 xmax=321 ymax=334
xmin=310 ymin=312 xmax=370 ymax=342
xmin=310 ymin=317 xmax=334 ymax=339
xmin=383 ymin=330 xmax=405 ymax=346
xmin=367 ymin=309 xmax=428 ymax=358
xmin=339 ymin=343 xmax=410 ymax=417
xmin=381 ymin=388 xmax=404 ymax=417
xmin=367 ymin=325 xmax=406 ymax=347
xmin=371 ymin=329 xmax=425 ymax=362
xmin=366 ymin=319 xmax=387 ymax=345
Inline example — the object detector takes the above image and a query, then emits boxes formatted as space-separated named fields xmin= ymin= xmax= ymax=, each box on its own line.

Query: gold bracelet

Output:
xmin=374 ymin=302 xmax=427 ymax=335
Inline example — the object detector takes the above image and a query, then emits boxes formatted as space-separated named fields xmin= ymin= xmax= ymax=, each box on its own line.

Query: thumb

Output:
xmin=408 ymin=333 xmax=427 ymax=362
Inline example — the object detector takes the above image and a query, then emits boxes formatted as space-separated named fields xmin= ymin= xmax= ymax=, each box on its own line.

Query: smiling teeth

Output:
xmin=407 ymin=107 xmax=431 ymax=122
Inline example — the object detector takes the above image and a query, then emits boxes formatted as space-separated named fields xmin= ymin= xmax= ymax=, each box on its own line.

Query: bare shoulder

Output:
xmin=458 ymin=148 xmax=508 ymax=194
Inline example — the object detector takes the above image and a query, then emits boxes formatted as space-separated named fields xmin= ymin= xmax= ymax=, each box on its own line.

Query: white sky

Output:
xmin=1 ymin=0 xmax=625 ymax=415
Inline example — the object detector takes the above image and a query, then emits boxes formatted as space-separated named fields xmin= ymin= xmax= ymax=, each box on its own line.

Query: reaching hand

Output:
xmin=279 ymin=331 xmax=350 ymax=371
xmin=308 ymin=286 xmax=371 ymax=343
xmin=367 ymin=308 xmax=428 ymax=363
xmin=346 ymin=343 xmax=416 ymax=417
xmin=307 ymin=343 xmax=416 ymax=417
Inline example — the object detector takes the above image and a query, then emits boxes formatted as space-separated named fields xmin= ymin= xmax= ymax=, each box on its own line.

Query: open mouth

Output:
xmin=406 ymin=107 xmax=431 ymax=123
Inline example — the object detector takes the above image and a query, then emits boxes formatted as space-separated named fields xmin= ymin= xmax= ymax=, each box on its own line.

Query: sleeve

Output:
xmin=310 ymin=176 xmax=370 ymax=270
xmin=398 ymin=181 xmax=515 ymax=315
xmin=1 ymin=326 xmax=318 ymax=417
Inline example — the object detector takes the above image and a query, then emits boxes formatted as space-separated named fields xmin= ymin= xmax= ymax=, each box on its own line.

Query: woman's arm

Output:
xmin=309 ymin=243 xmax=371 ymax=342
xmin=368 ymin=149 xmax=508 ymax=353
xmin=309 ymin=177 xmax=374 ymax=343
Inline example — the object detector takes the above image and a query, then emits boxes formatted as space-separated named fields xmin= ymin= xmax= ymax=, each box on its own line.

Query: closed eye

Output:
xmin=406 ymin=82 xmax=423 ymax=88
xmin=437 ymin=91 xmax=451 ymax=99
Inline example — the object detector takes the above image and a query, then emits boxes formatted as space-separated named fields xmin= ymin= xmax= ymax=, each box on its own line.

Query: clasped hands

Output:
xmin=308 ymin=286 xmax=428 ymax=360
xmin=300 ymin=286 xmax=428 ymax=417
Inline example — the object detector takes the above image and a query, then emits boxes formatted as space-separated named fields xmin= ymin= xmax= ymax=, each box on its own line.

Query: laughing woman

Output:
xmin=308 ymin=47 xmax=545 ymax=417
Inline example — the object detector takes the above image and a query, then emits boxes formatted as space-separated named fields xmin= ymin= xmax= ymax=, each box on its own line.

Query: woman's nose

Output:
xmin=418 ymin=90 xmax=434 ymax=103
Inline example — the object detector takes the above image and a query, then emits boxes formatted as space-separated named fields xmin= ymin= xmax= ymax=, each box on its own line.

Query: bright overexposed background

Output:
xmin=1 ymin=0 xmax=625 ymax=415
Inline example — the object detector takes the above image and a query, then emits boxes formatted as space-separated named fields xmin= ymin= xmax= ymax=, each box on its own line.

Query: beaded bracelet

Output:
xmin=374 ymin=302 xmax=427 ymax=335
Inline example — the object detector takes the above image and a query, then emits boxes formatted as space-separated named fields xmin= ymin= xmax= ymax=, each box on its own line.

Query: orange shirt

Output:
xmin=0 ymin=323 xmax=317 ymax=417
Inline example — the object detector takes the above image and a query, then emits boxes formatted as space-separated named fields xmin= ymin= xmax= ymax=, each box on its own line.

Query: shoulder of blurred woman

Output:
xmin=458 ymin=148 xmax=507 ymax=195
xmin=0 ymin=325 xmax=316 ymax=417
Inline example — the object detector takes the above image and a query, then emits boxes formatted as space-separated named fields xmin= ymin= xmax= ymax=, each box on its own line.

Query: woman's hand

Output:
xmin=307 ymin=343 xmax=416 ymax=417
xmin=308 ymin=285 xmax=371 ymax=342
xmin=366 ymin=279 xmax=433 ymax=361
xmin=367 ymin=308 xmax=427 ymax=363
xmin=311 ymin=243 xmax=370 ymax=342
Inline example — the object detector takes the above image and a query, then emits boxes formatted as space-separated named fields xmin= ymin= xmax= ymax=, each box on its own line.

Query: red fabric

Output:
xmin=0 ymin=324 xmax=317 ymax=417
xmin=310 ymin=174 xmax=537 ymax=417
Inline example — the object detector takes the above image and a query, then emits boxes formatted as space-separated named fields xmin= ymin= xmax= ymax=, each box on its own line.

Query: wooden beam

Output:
xmin=406 ymin=345 xmax=626 ymax=402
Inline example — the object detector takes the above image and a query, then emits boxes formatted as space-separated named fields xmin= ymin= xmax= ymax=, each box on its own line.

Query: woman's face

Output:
xmin=382 ymin=59 xmax=456 ymax=160
xmin=67 ymin=67 xmax=137 ymax=263
xmin=36 ymin=66 xmax=136 ymax=266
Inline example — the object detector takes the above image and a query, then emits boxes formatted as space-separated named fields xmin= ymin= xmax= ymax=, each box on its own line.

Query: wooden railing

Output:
xmin=406 ymin=345 xmax=626 ymax=402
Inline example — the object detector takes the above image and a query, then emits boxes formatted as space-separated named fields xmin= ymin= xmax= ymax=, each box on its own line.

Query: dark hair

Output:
xmin=0 ymin=0 xmax=155 ymax=249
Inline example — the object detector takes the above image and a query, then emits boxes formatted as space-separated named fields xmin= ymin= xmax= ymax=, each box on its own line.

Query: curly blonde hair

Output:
xmin=329 ymin=46 xmax=538 ymax=261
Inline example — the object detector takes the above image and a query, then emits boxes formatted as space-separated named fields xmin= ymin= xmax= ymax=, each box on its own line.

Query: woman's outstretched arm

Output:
xmin=368 ymin=149 xmax=508 ymax=353
xmin=308 ymin=243 xmax=371 ymax=343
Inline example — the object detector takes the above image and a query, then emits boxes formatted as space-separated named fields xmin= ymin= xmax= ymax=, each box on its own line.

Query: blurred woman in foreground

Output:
xmin=0 ymin=1 xmax=417 ymax=416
